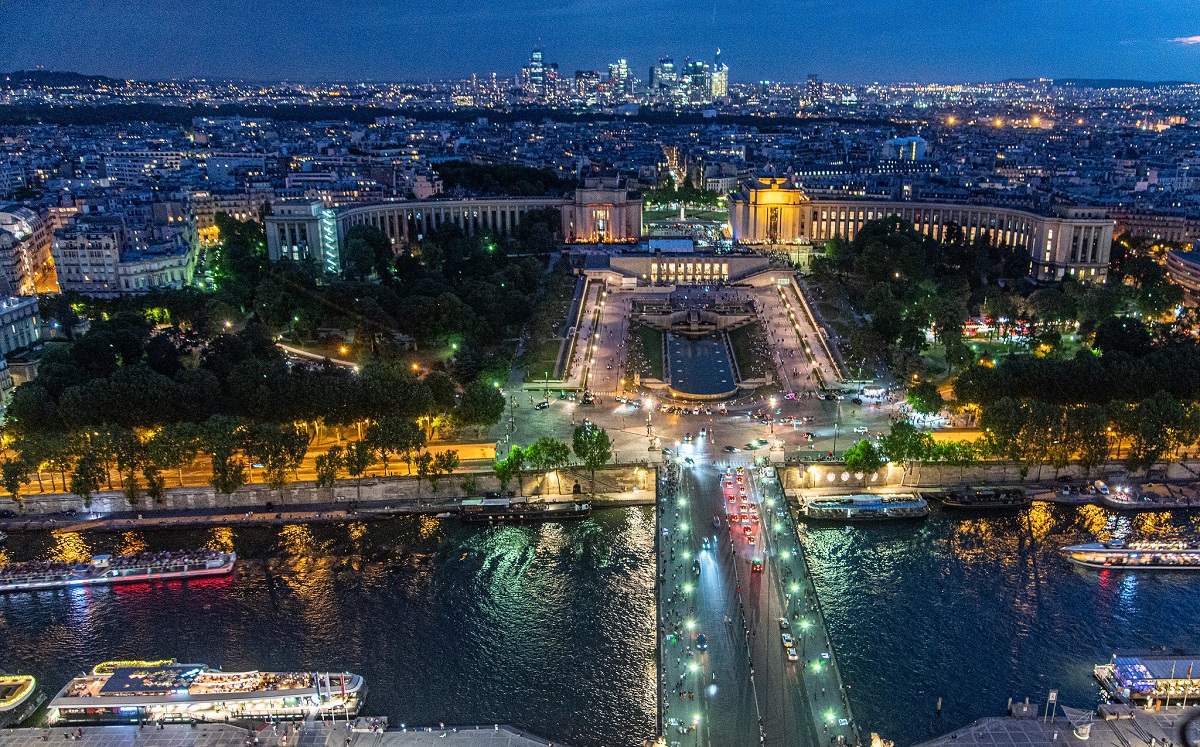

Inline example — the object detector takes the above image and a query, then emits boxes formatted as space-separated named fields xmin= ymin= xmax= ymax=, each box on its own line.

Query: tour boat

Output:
xmin=48 ymin=661 xmax=365 ymax=724
xmin=0 ymin=549 xmax=235 ymax=593
xmin=1063 ymin=539 xmax=1200 ymax=570
xmin=802 ymin=494 xmax=929 ymax=522
xmin=0 ymin=673 xmax=43 ymax=728
xmin=458 ymin=497 xmax=591 ymax=524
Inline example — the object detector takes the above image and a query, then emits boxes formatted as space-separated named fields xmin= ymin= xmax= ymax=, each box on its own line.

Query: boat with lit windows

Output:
xmin=458 ymin=496 xmax=590 ymax=524
xmin=0 ymin=673 xmax=44 ymax=728
xmin=1063 ymin=539 xmax=1200 ymax=570
xmin=48 ymin=661 xmax=365 ymax=724
xmin=802 ymin=494 xmax=928 ymax=522
xmin=0 ymin=549 xmax=235 ymax=593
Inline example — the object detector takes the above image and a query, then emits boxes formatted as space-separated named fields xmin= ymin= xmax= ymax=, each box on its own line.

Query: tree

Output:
xmin=424 ymin=371 xmax=459 ymax=413
xmin=1124 ymin=391 xmax=1184 ymax=474
xmin=71 ymin=449 xmax=106 ymax=509
xmin=245 ymin=421 xmax=311 ymax=496
xmin=493 ymin=454 xmax=517 ymax=494
xmin=528 ymin=437 xmax=571 ymax=494
xmin=1068 ymin=403 xmax=1111 ymax=475
xmin=430 ymin=450 xmax=460 ymax=494
xmin=460 ymin=473 xmax=478 ymax=496
xmin=1 ymin=457 xmax=30 ymax=508
xmin=343 ymin=440 xmax=374 ymax=502
xmin=505 ymin=446 xmax=528 ymax=496
xmin=456 ymin=379 xmax=506 ymax=431
xmin=315 ymin=445 xmax=344 ymax=496
xmin=149 ymin=422 xmax=202 ymax=486
xmin=572 ymin=423 xmax=612 ymax=494
xmin=843 ymin=439 xmax=885 ymax=475
xmin=907 ymin=381 xmax=945 ymax=416
xmin=1093 ymin=316 xmax=1152 ymax=358
xmin=109 ymin=426 xmax=146 ymax=505
xmin=203 ymin=414 xmax=247 ymax=498
xmin=414 ymin=450 xmax=434 ymax=497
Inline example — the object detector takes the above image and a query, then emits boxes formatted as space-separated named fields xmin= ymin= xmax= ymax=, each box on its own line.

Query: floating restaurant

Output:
xmin=48 ymin=661 xmax=364 ymax=724
xmin=1095 ymin=654 xmax=1200 ymax=704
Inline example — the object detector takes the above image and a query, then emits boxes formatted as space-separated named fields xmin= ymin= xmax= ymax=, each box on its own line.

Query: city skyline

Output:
xmin=2 ymin=0 xmax=1200 ymax=84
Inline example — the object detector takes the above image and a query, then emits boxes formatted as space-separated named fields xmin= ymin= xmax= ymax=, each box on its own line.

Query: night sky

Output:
xmin=1 ymin=0 xmax=1198 ymax=83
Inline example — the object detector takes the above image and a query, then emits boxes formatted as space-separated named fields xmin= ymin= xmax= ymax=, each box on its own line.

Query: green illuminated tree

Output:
xmin=572 ymin=423 xmax=612 ymax=494
xmin=843 ymin=439 xmax=885 ymax=475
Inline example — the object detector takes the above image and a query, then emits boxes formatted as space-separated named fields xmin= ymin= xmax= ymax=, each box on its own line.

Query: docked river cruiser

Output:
xmin=802 ymin=494 xmax=929 ymax=522
xmin=0 ymin=550 xmax=235 ymax=593
xmin=49 ymin=660 xmax=365 ymax=724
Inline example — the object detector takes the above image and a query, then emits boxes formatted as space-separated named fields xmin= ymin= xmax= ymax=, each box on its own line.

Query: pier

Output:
xmin=656 ymin=458 xmax=857 ymax=747
xmin=916 ymin=699 xmax=1196 ymax=747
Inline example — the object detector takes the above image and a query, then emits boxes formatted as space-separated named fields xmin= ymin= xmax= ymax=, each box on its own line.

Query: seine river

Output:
xmin=2 ymin=503 xmax=1200 ymax=747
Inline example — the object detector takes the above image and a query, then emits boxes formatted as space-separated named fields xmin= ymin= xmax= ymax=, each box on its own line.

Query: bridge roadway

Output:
xmin=657 ymin=458 xmax=858 ymax=747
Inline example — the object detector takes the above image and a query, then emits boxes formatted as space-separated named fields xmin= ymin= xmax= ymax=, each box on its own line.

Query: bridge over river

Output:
xmin=656 ymin=458 xmax=859 ymax=747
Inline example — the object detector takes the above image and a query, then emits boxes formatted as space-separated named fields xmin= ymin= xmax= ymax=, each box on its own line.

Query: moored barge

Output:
xmin=459 ymin=497 xmax=591 ymax=524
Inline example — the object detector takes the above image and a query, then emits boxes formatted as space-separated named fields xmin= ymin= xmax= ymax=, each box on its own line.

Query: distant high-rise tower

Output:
xmin=806 ymin=73 xmax=823 ymax=106
xmin=710 ymin=48 xmax=728 ymax=99
xmin=650 ymin=57 xmax=677 ymax=97
xmin=528 ymin=46 xmax=546 ymax=97
xmin=607 ymin=58 xmax=632 ymax=99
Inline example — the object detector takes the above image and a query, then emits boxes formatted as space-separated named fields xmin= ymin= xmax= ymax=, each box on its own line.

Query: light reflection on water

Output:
xmin=801 ymin=503 xmax=1200 ymax=747
xmin=0 ymin=509 xmax=656 ymax=747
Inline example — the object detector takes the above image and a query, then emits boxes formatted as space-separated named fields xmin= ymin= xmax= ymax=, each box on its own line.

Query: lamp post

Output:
xmin=831 ymin=397 xmax=842 ymax=455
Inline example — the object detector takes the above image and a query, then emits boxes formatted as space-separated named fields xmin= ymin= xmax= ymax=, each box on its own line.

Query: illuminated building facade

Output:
xmin=271 ymin=179 xmax=643 ymax=273
xmin=729 ymin=178 xmax=1115 ymax=281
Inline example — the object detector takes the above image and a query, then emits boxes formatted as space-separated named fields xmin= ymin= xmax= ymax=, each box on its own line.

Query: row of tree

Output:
xmin=492 ymin=424 xmax=613 ymax=495
xmin=845 ymin=389 xmax=1200 ymax=480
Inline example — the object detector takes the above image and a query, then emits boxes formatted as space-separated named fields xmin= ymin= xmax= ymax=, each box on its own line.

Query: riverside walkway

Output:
xmin=657 ymin=456 xmax=858 ymax=747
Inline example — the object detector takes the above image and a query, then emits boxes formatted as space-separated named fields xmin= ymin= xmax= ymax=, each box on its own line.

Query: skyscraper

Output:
xmin=806 ymin=73 xmax=823 ymax=106
xmin=710 ymin=48 xmax=728 ymax=99
xmin=528 ymin=46 xmax=546 ymax=98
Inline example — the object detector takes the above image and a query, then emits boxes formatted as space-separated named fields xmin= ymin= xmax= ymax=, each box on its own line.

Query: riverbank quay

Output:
xmin=914 ymin=701 xmax=1190 ymax=747
xmin=0 ymin=723 xmax=567 ymax=747
xmin=777 ymin=458 xmax=1200 ymax=491
xmin=0 ymin=491 xmax=653 ymax=534
xmin=788 ymin=483 xmax=1200 ymax=509
xmin=0 ymin=463 xmax=657 ymax=530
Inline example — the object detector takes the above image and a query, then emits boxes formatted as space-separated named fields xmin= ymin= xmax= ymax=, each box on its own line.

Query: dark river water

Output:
xmin=2 ymin=503 xmax=1200 ymax=747
xmin=0 ymin=509 xmax=658 ymax=747
xmin=800 ymin=503 xmax=1200 ymax=746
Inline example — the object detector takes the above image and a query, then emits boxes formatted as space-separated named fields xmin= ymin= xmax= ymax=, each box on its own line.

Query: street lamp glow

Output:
xmin=790 ymin=583 xmax=800 ymax=593
xmin=688 ymin=663 xmax=698 ymax=673
xmin=812 ymin=661 xmax=823 ymax=673
xmin=686 ymin=619 xmax=696 ymax=630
